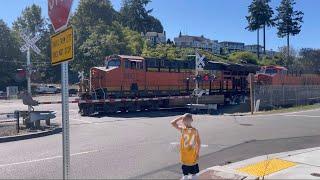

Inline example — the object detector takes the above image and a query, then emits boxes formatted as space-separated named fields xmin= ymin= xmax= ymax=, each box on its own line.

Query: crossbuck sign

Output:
xmin=19 ymin=32 xmax=41 ymax=55
xmin=195 ymin=52 xmax=205 ymax=71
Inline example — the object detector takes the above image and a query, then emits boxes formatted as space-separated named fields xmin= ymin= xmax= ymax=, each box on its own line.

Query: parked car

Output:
xmin=35 ymin=85 xmax=59 ymax=94
xmin=69 ymin=88 xmax=78 ymax=96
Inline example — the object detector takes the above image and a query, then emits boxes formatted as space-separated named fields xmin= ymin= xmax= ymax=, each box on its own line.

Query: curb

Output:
xmin=0 ymin=127 xmax=62 ymax=143
xmin=198 ymin=166 xmax=258 ymax=180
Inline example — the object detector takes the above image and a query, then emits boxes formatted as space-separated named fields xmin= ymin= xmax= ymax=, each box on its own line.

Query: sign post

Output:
xmin=19 ymin=32 xmax=41 ymax=113
xmin=48 ymin=0 xmax=73 ymax=179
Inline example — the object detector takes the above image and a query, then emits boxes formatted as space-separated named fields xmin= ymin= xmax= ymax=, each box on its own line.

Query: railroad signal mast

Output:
xmin=19 ymin=32 xmax=41 ymax=113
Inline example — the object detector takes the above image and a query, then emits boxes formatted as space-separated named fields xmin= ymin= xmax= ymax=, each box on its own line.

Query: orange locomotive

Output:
xmin=255 ymin=66 xmax=320 ymax=85
xmin=90 ymin=55 xmax=229 ymax=98
xmin=79 ymin=55 xmax=258 ymax=115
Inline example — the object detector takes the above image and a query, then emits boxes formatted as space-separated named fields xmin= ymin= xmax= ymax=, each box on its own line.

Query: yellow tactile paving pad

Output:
xmin=237 ymin=158 xmax=297 ymax=177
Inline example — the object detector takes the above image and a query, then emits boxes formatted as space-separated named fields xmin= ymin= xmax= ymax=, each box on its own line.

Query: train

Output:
xmin=78 ymin=55 xmax=320 ymax=116
xmin=78 ymin=55 xmax=259 ymax=116
xmin=255 ymin=65 xmax=320 ymax=85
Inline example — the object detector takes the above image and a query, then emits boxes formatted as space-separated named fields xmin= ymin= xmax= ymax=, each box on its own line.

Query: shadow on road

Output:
xmin=92 ymin=108 xmax=189 ymax=119
xmin=133 ymin=134 xmax=320 ymax=179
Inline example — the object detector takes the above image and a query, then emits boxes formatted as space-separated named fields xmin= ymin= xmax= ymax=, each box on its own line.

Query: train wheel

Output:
xmin=80 ymin=104 xmax=94 ymax=116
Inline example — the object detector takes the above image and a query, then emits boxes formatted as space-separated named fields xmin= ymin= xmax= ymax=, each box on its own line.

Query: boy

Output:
xmin=171 ymin=113 xmax=201 ymax=179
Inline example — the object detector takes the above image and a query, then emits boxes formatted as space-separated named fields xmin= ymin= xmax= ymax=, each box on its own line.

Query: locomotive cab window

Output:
xmin=126 ymin=59 xmax=144 ymax=70
xmin=107 ymin=58 xmax=121 ymax=69
xmin=265 ymin=68 xmax=277 ymax=75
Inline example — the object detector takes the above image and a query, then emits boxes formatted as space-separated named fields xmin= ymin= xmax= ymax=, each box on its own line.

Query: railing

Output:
xmin=254 ymin=85 xmax=320 ymax=109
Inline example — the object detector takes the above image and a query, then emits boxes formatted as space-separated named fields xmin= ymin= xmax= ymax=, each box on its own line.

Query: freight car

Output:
xmin=78 ymin=55 xmax=258 ymax=116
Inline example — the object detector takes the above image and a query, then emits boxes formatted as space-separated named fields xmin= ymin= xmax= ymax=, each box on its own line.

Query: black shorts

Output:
xmin=181 ymin=164 xmax=199 ymax=175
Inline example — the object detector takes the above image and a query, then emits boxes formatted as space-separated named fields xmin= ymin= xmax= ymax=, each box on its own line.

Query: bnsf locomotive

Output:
xmin=78 ymin=55 xmax=258 ymax=115
xmin=255 ymin=65 xmax=320 ymax=85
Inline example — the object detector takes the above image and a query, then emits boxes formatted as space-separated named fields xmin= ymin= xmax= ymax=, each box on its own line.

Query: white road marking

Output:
xmin=70 ymin=118 xmax=93 ymax=124
xmin=281 ymin=114 xmax=320 ymax=118
xmin=0 ymin=150 xmax=99 ymax=168
xmin=226 ymin=108 xmax=320 ymax=118
xmin=170 ymin=142 xmax=208 ymax=147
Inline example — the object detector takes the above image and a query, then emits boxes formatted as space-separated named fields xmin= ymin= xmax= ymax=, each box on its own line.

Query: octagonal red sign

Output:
xmin=48 ymin=0 xmax=73 ymax=32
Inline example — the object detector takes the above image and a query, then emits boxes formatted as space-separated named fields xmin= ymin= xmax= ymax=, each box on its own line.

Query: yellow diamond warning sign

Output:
xmin=51 ymin=26 xmax=74 ymax=65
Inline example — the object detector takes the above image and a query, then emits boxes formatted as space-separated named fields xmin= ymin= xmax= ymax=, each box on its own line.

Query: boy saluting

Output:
xmin=171 ymin=113 xmax=201 ymax=179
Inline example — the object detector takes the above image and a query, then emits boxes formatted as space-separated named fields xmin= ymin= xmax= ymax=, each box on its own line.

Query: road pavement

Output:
xmin=0 ymin=96 xmax=320 ymax=179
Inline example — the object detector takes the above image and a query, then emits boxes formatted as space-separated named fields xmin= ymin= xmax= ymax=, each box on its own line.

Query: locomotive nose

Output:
xmin=256 ymin=74 xmax=272 ymax=85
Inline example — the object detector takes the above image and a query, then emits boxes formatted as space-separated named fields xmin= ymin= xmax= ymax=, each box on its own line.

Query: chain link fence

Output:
xmin=254 ymin=85 xmax=320 ymax=110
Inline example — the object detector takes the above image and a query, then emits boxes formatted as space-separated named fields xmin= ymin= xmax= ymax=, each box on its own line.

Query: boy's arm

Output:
xmin=196 ymin=130 xmax=201 ymax=155
xmin=170 ymin=116 xmax=184 ymax=131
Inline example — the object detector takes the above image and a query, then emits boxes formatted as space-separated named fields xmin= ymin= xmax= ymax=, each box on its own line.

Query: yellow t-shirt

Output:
xmin=180 ymin=128 xmax=199 ymax=165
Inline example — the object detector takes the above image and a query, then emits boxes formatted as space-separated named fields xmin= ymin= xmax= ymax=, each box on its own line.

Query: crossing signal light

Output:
xmin=203 ymin=74 xmax=209 ymax=81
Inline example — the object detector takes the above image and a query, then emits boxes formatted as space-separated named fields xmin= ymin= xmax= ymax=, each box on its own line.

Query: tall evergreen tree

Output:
xmin=260 ymin=0 xmax=275 ymax=54
xmin=275 ymin=0 xmax=303 ymax=62
xmin=246 ymin=0 xmax=264 ymax=59
xmin=120 ymin=0 xmax=163 ymax=33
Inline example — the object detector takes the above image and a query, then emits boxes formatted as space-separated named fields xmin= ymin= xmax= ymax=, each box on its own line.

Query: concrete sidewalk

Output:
xmin=199 ymin=147 xmax=320 ymax=179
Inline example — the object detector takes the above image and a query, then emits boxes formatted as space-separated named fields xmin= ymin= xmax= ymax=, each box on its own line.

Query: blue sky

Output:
xmin=0 ymin=0 xmax=318 ymax=51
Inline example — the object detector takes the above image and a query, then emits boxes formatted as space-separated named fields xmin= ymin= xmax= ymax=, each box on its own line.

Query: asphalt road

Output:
xmin=0 ymin=96 xmax=320 ymax=179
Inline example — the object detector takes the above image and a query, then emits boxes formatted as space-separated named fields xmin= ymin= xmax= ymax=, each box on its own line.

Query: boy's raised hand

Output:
xmin=171 ymin=116 xmax=184 ymax=131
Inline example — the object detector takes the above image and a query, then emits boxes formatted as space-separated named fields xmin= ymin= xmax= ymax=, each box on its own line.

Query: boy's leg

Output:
xmin=181 ymin=165 xmax=189 ymax=177
xmin=190 ymin=164 xmax=200 ymax=179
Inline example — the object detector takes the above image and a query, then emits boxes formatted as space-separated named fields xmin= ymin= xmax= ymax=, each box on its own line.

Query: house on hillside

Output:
xmin=174 ymin=32 xmax=221 ymax=54
xmin=141 ymin=31 xmax=166 ymax=46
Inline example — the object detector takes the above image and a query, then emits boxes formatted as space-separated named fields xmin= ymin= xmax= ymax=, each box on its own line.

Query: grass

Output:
xmin=255 ymin=103 xmax=320 ymax=115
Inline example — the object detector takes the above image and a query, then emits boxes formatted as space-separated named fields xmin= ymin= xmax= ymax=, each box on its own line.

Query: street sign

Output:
xmin=48 ymin=0 xmax=73 ymax=32
xmin=78 ymin=71 xmax=84 ymax=81
xmin=48 ymin=0 xmax=73 ymax=179
xmin=195 ymin=52 xmax=205 ymax=71
xmin=50 ymin=26 xmax=74 ymax=65
xmin=19 ymin=32 xmax=41 ymax=55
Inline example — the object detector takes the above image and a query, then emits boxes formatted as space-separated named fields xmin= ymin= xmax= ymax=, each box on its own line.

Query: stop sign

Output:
xmin=48 ymin=0 xmax=73 ymax=32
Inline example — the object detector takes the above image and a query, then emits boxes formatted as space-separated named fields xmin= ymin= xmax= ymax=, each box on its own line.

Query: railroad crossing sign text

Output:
xmin=51 ymin=26 xmax=74 ymax=65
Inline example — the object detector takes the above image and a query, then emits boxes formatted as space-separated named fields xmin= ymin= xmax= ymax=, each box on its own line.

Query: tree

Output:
xmin=299 ymin=48 xmax=320 ymax=73
xmin=229 ymin=51 xmax=258 ymax=64
xmin=260 ymin=0 xmax=275 ymax=54
xmin=12 ymin=4 xmax=55 ymax=83
xmin=120 ymin=0 xmax=163 ymax=33
xmin=246 ymin=0 xmax=265 ymax=59
xmin=70 ymin=0 xmax=120 ymax=74
xmin=275 ymin=0 xmax=303 ymax=63
xmin=0 ymin=19 xmax=22 ymax=90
